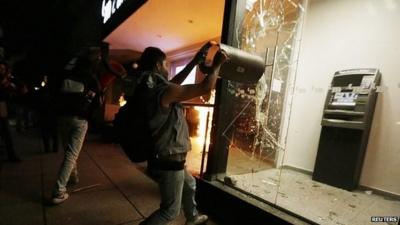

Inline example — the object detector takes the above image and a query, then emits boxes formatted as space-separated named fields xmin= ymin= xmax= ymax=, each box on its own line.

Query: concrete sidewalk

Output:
xmin=0 ymin=129 xmax=219 ymax=225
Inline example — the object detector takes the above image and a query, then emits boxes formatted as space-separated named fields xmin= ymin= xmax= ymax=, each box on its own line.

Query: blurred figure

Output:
xmin=37 ymin=75 xmax=58 ymax=153
xmin=14 ymin=81 xmax=32 ymax=132
xmin=0 ymin=61 xmax=21 ymax=162
xmin=50 ymin=47 xmax=101 ymax=204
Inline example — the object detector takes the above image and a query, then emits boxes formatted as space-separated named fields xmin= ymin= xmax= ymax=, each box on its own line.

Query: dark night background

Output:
xmin=0 ymin=0 xmax=102 ymax=82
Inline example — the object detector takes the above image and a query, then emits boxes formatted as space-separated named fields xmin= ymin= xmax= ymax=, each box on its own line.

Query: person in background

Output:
xmin=137 ymin=42 xmax=227 ymax=225
xmin=37 ymin=75 xmax=58 ymax=153
xmin=50 ymin=47 xmax=101 ymax=204
xmin=0 ymin=60 xmax=21 ymax=162
xmin=14 ymin=80 xmax=31 ymax=132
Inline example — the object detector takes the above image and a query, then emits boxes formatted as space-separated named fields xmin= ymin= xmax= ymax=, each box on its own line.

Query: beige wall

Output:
xmin=283 ymin=0 xmax=400 ymax=194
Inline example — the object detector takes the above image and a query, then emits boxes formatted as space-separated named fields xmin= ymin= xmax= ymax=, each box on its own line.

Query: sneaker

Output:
xmin=51 ymin=192 xmax=69 ymax=205
xmin=185 ymin=214 xmax=208 ymax=225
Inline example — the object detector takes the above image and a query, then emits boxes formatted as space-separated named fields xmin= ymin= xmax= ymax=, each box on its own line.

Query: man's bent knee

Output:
xmin=160 ymin=206 xmax=180 ymax=221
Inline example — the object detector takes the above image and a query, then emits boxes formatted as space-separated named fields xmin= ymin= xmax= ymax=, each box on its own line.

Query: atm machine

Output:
xmin=312 ymin=68 xmax=381 ymax=191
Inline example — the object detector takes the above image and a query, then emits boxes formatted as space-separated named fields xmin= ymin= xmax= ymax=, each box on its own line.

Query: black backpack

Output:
xmin=113 ymin=73 xmax=167 ymax=163
xmin=113 ymin=92 xmax=155 ymax=162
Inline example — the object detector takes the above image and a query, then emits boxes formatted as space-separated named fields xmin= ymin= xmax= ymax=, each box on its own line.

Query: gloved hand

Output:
xmin=193 ymin=41 xmax=217 ymax=65
xmin=212 ymin=49 xmax=229 ymax=66
xmin=199 ymin=49 xmax=229 ymax=75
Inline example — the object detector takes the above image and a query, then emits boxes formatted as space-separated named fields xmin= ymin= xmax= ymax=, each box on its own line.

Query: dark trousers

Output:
xmin=0 ymin=117 xmax=17 ymax=160
xmin=40 ymin=114 xmax=58 ymax=153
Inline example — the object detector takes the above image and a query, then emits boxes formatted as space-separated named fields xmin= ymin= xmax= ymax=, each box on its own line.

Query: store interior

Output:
xmin=103 ymin=0 xmax=400 ymax=224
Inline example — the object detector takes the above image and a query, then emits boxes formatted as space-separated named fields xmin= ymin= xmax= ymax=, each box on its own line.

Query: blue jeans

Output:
xmin=53 ymin=116 xmax=88 ymax=195
xmin=143 ymin=168 xmax=198 ymax=225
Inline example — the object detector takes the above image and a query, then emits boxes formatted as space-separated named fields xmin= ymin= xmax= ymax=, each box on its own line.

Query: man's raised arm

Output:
xmin=161 ymin=50 xmax=228 ymax=108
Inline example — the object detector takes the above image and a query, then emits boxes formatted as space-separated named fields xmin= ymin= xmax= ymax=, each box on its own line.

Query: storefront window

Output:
xmin=211 ymin=0 xmax=400 ymax=224
xmin=175 ymin=65 xmax=196 ymax=85
xmin=216 ymin=0 xmax=305 ymax=202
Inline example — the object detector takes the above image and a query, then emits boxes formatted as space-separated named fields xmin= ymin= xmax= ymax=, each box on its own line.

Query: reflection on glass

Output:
xmin=186 ymin=91 xmax=215 ymax=176
xmin=186 ymin=106 xmax=214 ymax=176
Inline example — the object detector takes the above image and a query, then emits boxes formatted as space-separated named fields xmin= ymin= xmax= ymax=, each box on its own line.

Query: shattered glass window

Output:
xmin=217 ymin=0 xmax=305 ymax=204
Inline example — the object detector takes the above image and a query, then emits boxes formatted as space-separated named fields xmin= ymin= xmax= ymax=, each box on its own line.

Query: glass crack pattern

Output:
xmin=223 ymin=0 xmax=304 ymax=173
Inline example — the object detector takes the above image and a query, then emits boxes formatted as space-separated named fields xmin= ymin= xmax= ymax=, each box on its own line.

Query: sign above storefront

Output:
xmin=101 ymin=0 xmax=147 ymax=38
xmin=102 ymin=0 xmax=126 ymax=24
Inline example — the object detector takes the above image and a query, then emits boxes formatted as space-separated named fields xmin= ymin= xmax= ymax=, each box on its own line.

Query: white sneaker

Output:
xmin=51 ymin=192 xmax=69 ymax=205
xmin=185 ymin=214 xmax=208 ymax=225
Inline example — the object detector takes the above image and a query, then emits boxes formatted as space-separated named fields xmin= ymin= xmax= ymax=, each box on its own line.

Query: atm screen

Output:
xmin=331 ymin=92 xmax=358 ymax=106
xmin=332 ymin=75 xmax=363 ymax=87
